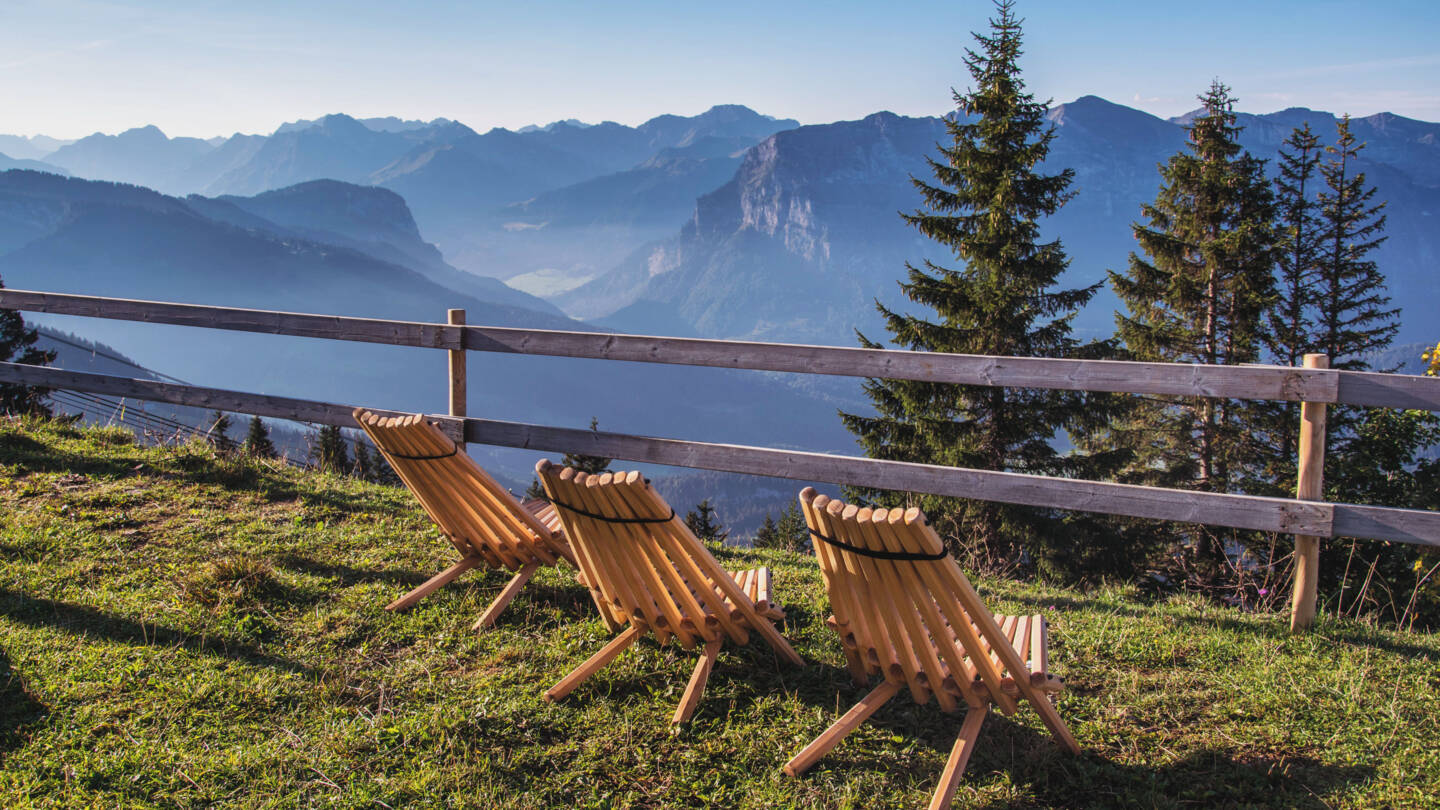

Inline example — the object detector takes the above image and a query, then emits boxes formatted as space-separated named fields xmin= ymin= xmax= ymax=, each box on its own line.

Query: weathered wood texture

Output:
xmin=0 ymin=289 xmax=460 ymax=348
xmin=13 ymin=288 xmax=1440 ymax=408
xmin=466 ymin=415 xmax=1334 ymax=536
xmin=5 ymin=361 xmax=1437 ymax=547
xmin=0 ymin=360 xmax=423 ymax=433
xmin=1337 ymin=371 xmax=1440 ymax=412
xmin=448 ymin=308 xmax=467 ymax=452
xmin=1290 ymin=354 xmax=1329 ymax=634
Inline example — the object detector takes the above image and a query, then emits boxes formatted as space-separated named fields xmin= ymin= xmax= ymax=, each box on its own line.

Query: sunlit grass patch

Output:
xmin=1 ymin=416 xmax=1437 ymax=808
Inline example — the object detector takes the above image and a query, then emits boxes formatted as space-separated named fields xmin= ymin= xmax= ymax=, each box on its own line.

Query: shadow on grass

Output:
xmin=511 ymin=581 xmax=603 ymax=622
xmin=274 ymin=553 xmax=434 ymax=590
xmin=808 ymin=696 xmax=1375 ymax=809
xmin=0 ymin=645 xmax=46 ymax=756
xmin=0 ymin=588 xmax=312 ymax=676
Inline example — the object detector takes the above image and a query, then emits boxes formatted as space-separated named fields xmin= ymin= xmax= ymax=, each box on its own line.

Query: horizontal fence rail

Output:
xmin=8 ymin=289 xmax=1440 ymax=411
xmin=4 ymin=361 xmax=1437 ymax=549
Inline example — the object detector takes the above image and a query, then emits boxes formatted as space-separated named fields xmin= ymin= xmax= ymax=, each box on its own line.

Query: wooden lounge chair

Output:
xmin=353 ymin=409 xmax=575 ymax=630
xmin=785 ymin=488 xmax=1080 ymax=809
xmin=535 ymin=459 xmax=804 ymax=725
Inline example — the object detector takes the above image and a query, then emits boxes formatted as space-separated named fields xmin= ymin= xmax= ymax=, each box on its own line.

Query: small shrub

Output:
xmin=181 ymin=555 xmax=282 ymax=608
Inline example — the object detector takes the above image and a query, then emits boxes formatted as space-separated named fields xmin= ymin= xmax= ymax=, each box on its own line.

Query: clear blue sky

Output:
xmin=3 ymin=0 xmax=1437 ymax=139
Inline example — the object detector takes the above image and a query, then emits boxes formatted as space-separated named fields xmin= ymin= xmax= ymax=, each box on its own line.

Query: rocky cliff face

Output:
xmin=562 ymin=99 xmax=1440 ymax=346
xmin=559 ymin=112 xmax=947 ymax=340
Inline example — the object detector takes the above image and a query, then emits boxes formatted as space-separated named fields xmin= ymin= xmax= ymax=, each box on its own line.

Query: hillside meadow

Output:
xmin=1 ymin=416 xmax=1438 ymax=808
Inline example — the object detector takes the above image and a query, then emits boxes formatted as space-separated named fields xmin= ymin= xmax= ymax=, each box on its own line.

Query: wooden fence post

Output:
xmin=1289 ymin=353 xmax=1329 ymax=633
xmin=448 ymin=309 xmax=467 ymax=452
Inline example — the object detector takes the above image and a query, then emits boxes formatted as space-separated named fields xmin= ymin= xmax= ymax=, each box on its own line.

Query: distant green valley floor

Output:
xmin=1 ymin=417 xmax=1437 ymax=808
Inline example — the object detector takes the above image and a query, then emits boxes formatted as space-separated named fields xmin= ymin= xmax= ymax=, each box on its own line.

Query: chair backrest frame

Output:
xmin=354 ymin=409 xmax=569 ymax=571
xmin=801 ymin=488 xmax=1064 ymax=715
xmin=538 ymin=461 xmax=795 ymax=659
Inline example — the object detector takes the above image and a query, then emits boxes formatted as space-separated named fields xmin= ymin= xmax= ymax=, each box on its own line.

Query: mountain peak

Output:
xmin=119 ymin=124 xmax=168 ymax=140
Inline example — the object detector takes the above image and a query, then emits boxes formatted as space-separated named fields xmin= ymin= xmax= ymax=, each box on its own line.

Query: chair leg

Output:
xmin=385 ymin=556 xmax=483 ymax=611
xmin=784 ymin=680 xmax=901 ymax=777
xmin=841 ymin=647 xmax=869 ymax=686
xmin=752 ymin=618 xmax=805 ymax=667
xmin=1028 ymin=691 xmax=1082 ymax=754
xmin=672 ymin=637 xmax=723 ymax=725
xmin=544 ymin=625 xmax=644 ymax=702
xmin=928 ymin=706 xmax=989 ymax=810
xmin=472 ymin=562 xmax=542 ymax=631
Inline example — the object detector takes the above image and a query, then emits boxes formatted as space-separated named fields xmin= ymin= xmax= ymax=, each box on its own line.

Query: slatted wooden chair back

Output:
xmin=788 ymin=487 xmax=1079 ymax=806
xmin=357 ymin=410 xmax=571 ymax=571
xmin=536 ymin=459 xmax=802 ymax=724
xmin=352 ymin=409 xmax=573 ymax=629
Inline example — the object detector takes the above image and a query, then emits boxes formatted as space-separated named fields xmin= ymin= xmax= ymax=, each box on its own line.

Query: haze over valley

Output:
xmin=4 ymin=95 xmax=1437 ymax=527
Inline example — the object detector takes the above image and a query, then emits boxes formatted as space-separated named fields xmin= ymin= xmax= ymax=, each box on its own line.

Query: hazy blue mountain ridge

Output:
xmin=0 ymin=153 xmax=69 ymax=176
xmin=562 ymin=98 xmax=1439 ymax=345
xmin=0 ymin=134 xmax=74 ymax=161
xmin=0 ymin=169 xmax=859 ymax=485
xmin=372 ymin=106 xmax=800 ymax=277
xmin=202 ymin=180 xmax=564 ymax=315
xmin=44 ymin=126 xmax=215 ymax=195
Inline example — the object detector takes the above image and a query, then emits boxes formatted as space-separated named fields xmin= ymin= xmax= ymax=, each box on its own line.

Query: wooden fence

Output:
xmin=4 ymin=288 xmax=1439 ymax=631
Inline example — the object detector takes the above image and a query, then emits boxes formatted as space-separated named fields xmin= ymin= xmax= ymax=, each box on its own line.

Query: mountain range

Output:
xmin=10 ymin=106 xmax=799 ymax=282
xmin=15 ymin=98 xmax=1431 ymax=346
xmin=562 ymin=97 xmax=1440 ymax=344
xmin=5 ymin=96 xmax=1437 ymax=531
xmin=0 ymin=170 xmax=858 ymax=503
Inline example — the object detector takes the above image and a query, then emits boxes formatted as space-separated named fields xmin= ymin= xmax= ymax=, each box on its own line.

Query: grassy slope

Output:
xmin=1 ymin=417 xmax=1437 ymax=809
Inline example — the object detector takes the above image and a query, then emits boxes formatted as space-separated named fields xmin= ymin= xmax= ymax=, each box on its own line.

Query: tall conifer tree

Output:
xmin=1252 ymin=124 xmax=1323 ymax=494
xmin=840 ymin=0 xmax=1107 ymax=570
xmin=1308 ymin=117 xmax=1432 ymax=621
xmin=1109 ymin=82 xmax=1277 ymax=576
xmin=1315 ymin=115 xmax=1396 ymax=374
xmin=1267 ymin=124 xmax=1324 ymax=370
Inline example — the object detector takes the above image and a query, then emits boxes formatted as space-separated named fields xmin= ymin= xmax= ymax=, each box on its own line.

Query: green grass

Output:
xmin=1 ymin=416 xmax=1438 ymax=808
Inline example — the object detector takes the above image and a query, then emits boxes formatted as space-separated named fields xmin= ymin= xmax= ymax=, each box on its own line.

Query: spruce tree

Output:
xmin=684 ymin=499 xmax=728 ymax=545
xmin=527 ymin=417 xmax=612 ymax=498
xmin=775 ymin=502 xmax=810 ymax=553
xmin=1267 ymin=124 xmax=1324 ymax=370
xmin=1109 ymin=81 xmax=1277 ymax=576
xmin=1315 ymin=115 xmax=1396 ymax=374
xmin=752 ymin=514 xmax=781 ymax=550
xmin=0 ymin=276 xmax=56 ymax=415
xmin=1252 ymin=124 xmax=1323 ymax=494
xmin=313 ymin=425 xmax=350 ymax=473
xmin=839 ymin=0 xmax=1107 ymax=569
xmin=753 ymin=504 xmax=810 ymax=553
xmin=243 ymin=415 xmax=276 ymax=459
xmin=561 ymin=417 xmax=611 ymax=474
xmin=1307 ymin=117 xmax=1433 ymax=623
